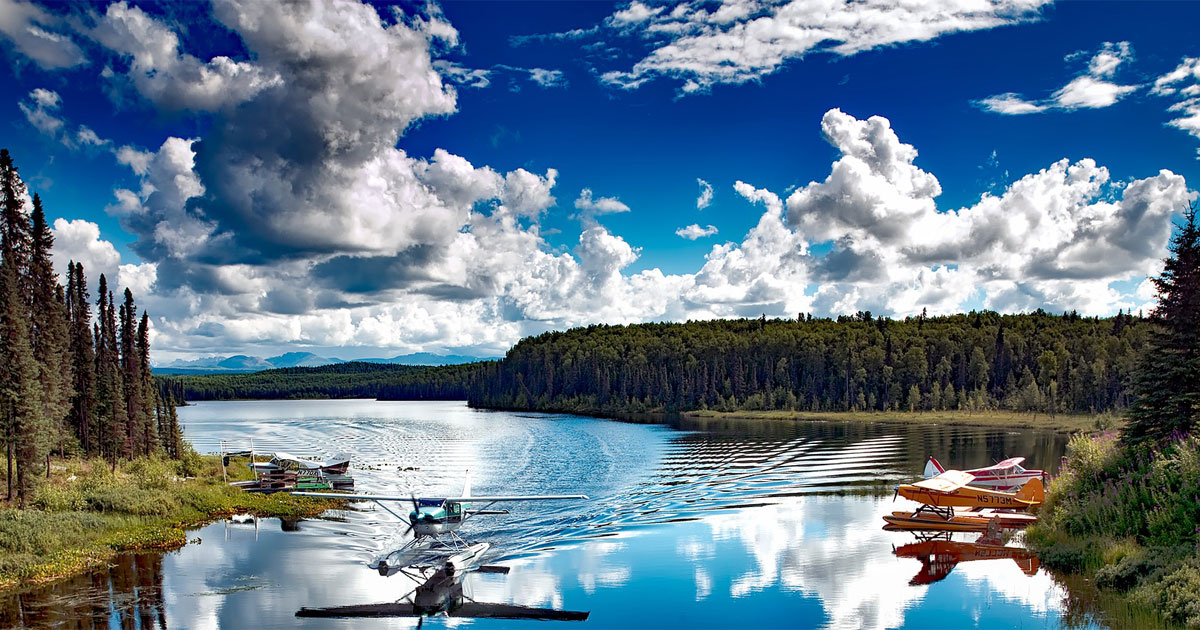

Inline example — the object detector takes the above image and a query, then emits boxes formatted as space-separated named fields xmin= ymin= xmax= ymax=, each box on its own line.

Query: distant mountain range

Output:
xmin=152 ymin=351 xmax=495 ymax=374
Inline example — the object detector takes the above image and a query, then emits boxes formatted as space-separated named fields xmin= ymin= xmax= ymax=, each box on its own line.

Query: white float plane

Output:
xmin=293 ymin=473 xmax=587 ymax=577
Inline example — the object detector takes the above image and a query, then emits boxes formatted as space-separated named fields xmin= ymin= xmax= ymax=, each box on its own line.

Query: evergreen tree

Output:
xmin=29 ymin=195 xmax=73 ymax=471
xmin=119 ymin=289 xmax=145 ymax=455
xmin=137 ymin=311 xmax=156 ymax=456
xmin=0 ymin=154 xmax=44 ymax=504
xmin=94 ymin=277 xmax=129 ymax=463
xmin=66 ymin=262 xmax=97 ymax=454
xmin=1125 ymin=207 xmax=1200 ymax=443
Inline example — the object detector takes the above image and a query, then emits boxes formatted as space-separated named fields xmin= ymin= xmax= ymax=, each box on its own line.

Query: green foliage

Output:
xmin=158 ymin=361 xmax=486 ymax=401
xmin=471 ymin=312 xmax=1146 ymax=418
xmin=1125 ymin=207 xmax=1200 ymax=444
xmin=1133 ymin=558 xmax=1200 ymax=628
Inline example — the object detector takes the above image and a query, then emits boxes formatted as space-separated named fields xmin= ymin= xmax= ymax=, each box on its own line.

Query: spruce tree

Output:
xmin=1125 ymin=207 xmax=1200 ymax=443
xmin=119 ymin=289 xmax=144 ymax=455
xmin=94 ymin=277 xmax=129 ymax=463
xmin=0 ymin=154 xmax=44 ymax=504
xmin=29 ymin=195 xmax=73 ymax=471
xmin=137 ymin=311 xmax=156 ymax=455
xmin=66 ymin=262 xmax=97 ymax=454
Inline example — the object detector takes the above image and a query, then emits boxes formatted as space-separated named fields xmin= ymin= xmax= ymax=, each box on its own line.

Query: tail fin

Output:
xmin=462 ymin=469 xmax=471 ymax=499
xmin=1015 ymin=477 xmax=1044 ymax=505
xmin=923 ymin=457 xmax=945 ymax=478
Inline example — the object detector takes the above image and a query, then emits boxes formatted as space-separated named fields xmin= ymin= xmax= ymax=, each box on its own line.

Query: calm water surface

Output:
xmin=5 ymin=400 xmax=1106 ymax=629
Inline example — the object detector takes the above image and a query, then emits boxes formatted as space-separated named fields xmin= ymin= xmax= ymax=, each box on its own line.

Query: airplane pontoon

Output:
xmin=923 ymin=456 xmax=1047 ymax=490
xmin=296 ymin=562 xmax=589 ymax=622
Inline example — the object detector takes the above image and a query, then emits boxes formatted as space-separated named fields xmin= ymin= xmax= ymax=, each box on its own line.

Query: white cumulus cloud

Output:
xmin=977 ymin=41 xmax=1138 ymax=114
xmin=677 ymin=224 xmax=718 ymax=240
xmin=587 ymin=0 xmax=1050 ymax=94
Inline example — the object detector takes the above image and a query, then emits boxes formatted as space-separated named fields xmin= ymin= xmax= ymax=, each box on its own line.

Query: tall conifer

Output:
xmin=0 ymin=152 xmax=44 ymax=504
xmin=119 ymin=290 xmax=144 ymax=455
xmin=29 ymin=195 xmax=72 ymax=471
xmin=1125 ymin=207 xmax=1200 ymax=443
xmin=137 ymin=311 xmax=155 ymax=455
xmin=66 ymin=262 xmax=97 ymax=453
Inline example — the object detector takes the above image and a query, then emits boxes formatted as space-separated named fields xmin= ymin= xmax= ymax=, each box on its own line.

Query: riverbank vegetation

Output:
xmin=682 ymin=409 xmax=1120 ymax=434
xmin=0 ymin=149 xmax=318 ymax=591
xmin=0 ymin=453 xmax=344 ymax=590
xmin=1028 ymin=208 xmax=1200 ymax=628
xmin=2 ymin=149 xmax=179 ymax=508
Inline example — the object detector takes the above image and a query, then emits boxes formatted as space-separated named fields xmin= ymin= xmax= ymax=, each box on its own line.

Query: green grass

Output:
xmin=0 ymin=451 xmax=345 ymax=591
xmin=681 ymin=408 xmax=1121 ymax=434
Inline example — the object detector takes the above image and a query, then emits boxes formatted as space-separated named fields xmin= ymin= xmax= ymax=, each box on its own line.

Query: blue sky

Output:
xmin=0 ymin=0 xmax=1197 ymax=361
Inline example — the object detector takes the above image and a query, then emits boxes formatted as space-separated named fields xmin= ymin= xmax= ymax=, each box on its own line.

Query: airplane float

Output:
xmin=296 ymin=562 xmax=589 ymax=622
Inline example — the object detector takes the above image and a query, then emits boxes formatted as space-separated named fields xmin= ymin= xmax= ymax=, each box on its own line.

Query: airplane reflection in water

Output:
xmin=891 ymin=530 xmax=1038 ymax=586
xmin=297 ymin=563 xmax=590 ymax=622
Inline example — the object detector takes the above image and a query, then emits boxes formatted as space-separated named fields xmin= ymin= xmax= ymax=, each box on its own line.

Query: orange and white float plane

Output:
xmin=883 ymin=470 xmax=1044 ymax=530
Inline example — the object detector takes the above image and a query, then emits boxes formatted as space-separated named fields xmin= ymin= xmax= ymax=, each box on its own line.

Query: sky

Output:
xmin=0 ymin=0 xmax=1198 ymax=363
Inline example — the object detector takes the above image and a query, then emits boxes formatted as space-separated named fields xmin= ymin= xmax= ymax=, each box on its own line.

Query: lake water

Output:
xmin=3 ymin=400 xmax=1105 ymax=629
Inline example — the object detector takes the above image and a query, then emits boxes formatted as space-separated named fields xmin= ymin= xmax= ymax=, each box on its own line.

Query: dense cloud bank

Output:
xmin=3 ymin=0 xmax=1194 ymax=359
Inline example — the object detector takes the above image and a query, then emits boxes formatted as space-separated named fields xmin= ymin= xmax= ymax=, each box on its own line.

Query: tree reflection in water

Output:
xmin=0 ymin=552 xmax=167 ymax=629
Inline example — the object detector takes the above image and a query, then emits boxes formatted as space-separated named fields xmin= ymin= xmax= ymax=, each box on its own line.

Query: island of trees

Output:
xmin=1 ymin=150 xmax=180 ymax=507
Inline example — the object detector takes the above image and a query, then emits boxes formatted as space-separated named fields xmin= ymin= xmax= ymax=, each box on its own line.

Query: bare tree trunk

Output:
xmin=45 ymin=452 xmax=50 ymax=479
xmin=6 ymin=440 xmax=12 ymax=502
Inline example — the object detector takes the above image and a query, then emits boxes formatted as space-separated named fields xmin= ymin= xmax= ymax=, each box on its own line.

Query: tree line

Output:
xmin=157 ymin=361 xmax=481 ymax=401
xmin=468 ymin=309 xmax=1149 ymax=417
xmin=1 ymin=149 xmax=180 ymax=506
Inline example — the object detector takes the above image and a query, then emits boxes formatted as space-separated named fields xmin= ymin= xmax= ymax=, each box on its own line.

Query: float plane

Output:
xmin=883 ymin=470 xmax=1043 ymax=530
xmin=293 ymin=473 xmax=587 ymax=577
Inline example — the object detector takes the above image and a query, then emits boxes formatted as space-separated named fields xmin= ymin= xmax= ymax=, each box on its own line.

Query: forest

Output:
xmin=469 ymin=309 xmax=1149 ymax=417
xmin=157 ymin=361 xmax=481 ymax=401
xmin=168 ymin=307 xmax=1150 ymax=423
xmin=0 ymin=150 xmax=179 ymax=507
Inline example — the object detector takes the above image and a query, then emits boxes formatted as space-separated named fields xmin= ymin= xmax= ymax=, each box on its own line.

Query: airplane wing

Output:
xmin=973 ymin=457 xmax=1025 ymax=472
xmin=445 ymin=495 xmax=589 ymax=502
xmin=289 ymin=492 xmax=415 ymax=501
xmin=290 ymin=492 xmax=588 ymax=502
xmin=911 ymin=470 xmax=974 ymax=492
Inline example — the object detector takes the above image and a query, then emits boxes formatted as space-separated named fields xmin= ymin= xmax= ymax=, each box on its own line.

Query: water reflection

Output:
xmin=0 ymin=553 xmax=167 ymax=629
xmin=2 ymin=401 xmax=1103 ymax=629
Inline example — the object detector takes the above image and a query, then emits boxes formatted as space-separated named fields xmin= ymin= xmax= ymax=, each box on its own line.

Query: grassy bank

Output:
xmin=0 ymin=451 xmax=345 ymax=592
xmin=1027 ymin=433 xmax=1200 ymax=628
xmin=680 ymin=408 xmax=1120 ymax=434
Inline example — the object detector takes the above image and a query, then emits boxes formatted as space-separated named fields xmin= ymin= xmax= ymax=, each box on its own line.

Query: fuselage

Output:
xmin=410 ymin=499 xmax=466 ymax=536
xmin=897 ymin=478 xmax=1042 ymax=509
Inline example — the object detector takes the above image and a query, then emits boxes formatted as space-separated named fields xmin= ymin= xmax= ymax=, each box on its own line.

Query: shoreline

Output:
xmin=677 ymin=409 xmax=1117 ymax=434
xmin=0 ymin=455 xmax=346 ymax=594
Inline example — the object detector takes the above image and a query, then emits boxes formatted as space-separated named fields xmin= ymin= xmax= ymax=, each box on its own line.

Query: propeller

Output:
xmin=402 ymin=492 xmax=419 ymax=537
